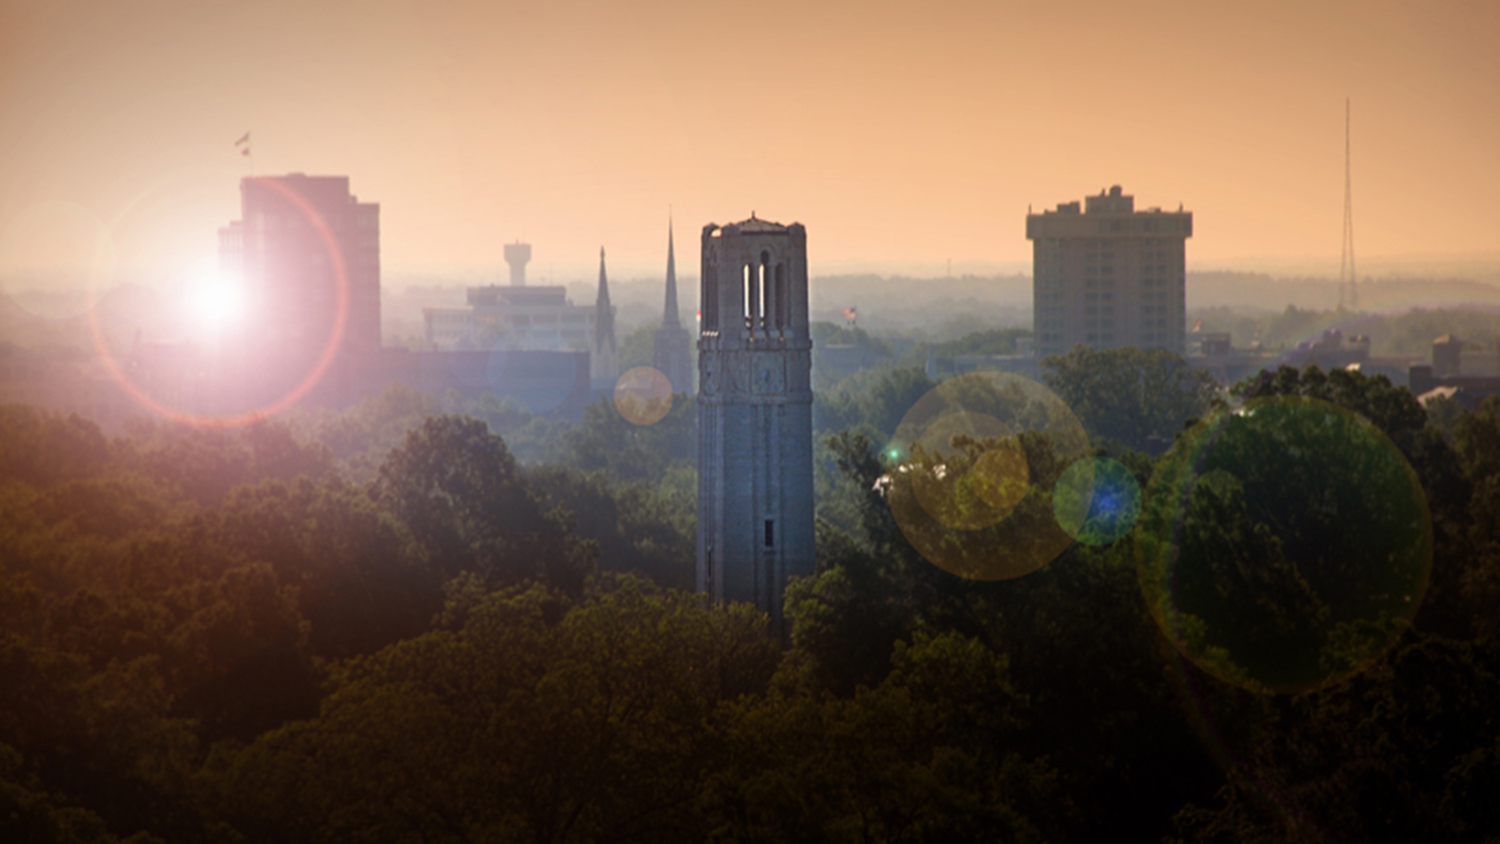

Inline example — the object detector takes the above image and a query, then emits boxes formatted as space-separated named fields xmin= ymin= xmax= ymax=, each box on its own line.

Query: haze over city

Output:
xmin=3 ymin=0 xmax=1499 ymax=286
xmin=10 ymin=3 xmax=1500 ymax=843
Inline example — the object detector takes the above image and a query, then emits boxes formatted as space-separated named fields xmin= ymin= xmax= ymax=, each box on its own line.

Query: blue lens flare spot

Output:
xmin=1053 ymin=456 xmax=1141 ymax=546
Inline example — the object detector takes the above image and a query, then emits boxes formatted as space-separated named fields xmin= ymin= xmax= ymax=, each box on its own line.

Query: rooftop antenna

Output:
xmin=1339 ymin=98 xmax=1358 ymax=310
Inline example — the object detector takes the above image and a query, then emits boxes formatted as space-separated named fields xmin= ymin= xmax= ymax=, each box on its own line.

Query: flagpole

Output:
xmin=235 ymin=131 xmax=252 ymax=178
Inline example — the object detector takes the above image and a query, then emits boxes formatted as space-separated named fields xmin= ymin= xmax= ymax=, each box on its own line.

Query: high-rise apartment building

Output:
xmin=1026 ymin=185 xmax=1191 ymax=358
xmin=697 ymin=215 xmax=815 ymax=639
xmin=218 ymin=174 xmax=380 ymax=397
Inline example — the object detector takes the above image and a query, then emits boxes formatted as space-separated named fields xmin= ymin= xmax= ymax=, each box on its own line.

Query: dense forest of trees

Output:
xmin=2 ymin=350 xmax=1499 ymax=842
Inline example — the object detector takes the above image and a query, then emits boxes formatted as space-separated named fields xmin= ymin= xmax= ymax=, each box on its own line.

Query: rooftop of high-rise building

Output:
xmin=1033 ymin=185 xmax=1186 ymax=218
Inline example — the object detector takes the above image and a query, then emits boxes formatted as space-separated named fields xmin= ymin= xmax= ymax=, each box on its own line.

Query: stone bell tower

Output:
xmin=697 ymin=214 xmax=815 ymax=638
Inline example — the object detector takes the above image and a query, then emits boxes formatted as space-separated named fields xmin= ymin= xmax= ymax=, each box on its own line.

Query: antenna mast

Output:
xmin=1339 ymin=98 xmax=1358 ymax=310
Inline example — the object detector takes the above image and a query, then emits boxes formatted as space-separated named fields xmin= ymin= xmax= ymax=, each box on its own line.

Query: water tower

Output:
xmin=504 ymin=242 xmax=531 ymax=286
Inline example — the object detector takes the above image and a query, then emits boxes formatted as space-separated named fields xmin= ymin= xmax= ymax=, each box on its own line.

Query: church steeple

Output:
xmin=662 ymin=218 xmax=680 ymax=330
xmin=591 ymin=246 xmax=618 ymax=387
xmin=652 ymin=218 xmax=694 ymax=395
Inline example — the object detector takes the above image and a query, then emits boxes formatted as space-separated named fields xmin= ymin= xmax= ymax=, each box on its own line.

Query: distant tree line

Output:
xmin=1 ymin=348 xmax=1498 ymax=841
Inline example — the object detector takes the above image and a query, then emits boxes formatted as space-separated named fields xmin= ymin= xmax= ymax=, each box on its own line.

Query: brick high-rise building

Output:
xmin=218 ymin=174 xmax=380 ymax=399
xmin=1027 ymin=185 xmax=1191 ymax=358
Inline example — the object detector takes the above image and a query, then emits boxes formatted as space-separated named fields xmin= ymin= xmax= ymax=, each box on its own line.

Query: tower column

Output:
xmin=697 ymin=215 xmax=814 ymax=639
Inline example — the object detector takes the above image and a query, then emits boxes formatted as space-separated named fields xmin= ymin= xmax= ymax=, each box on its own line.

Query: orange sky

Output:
xmin=1 ymin=0 xmax=1497 ymax=286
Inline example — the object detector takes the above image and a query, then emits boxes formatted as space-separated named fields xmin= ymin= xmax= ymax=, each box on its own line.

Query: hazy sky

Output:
xmin=2 ymin=0 xmax=1497 ymax=286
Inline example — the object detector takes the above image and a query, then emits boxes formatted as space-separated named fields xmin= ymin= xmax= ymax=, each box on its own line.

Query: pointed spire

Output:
xmin=662 ymin=217 xmax=680 ymax=329
xmin=595 ymin=246 xmax=615 ymax=353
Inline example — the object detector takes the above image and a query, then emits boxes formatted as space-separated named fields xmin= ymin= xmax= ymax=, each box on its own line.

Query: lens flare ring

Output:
xmin=1136 ymin=394 xmax=1431 ymax=695
xmin=613 ymin=365 xmax=674 ymax=426
xmin=882 ymin=372 xmax=1091 ymax=581
xmin=86 ymin=177 xmax=350 ymax=429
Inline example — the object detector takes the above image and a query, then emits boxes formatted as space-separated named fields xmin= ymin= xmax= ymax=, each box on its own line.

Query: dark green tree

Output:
xmin=0 ymin=406 xmax=109 ymax=489
xmin=1042 ymin=345 xmax=1219 ymax=452
xmin=527 ymin=466 xmax=695 ymax=591
xmin=541 ymin=394 xmax=696 ymax=484
xmin=375 ymin=415 xmax=595 ymax=595
xmin=210 ymin=477 xmax=438 ymax=659
xmin=1231 ymin=365 xmax=1475 ymax=639
xmin=216 ymin=577 xmax=779 ymax=844
xmin=705 ymin=630 xmax=1062 ymax=844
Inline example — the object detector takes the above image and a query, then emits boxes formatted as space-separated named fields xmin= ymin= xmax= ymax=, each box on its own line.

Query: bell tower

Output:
xmin=697 ymin=214 xmax=815 ymax=638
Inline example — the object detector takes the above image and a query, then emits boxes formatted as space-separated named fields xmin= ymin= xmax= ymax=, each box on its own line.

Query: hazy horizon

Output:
xmin=4 ymin=0 xmax=1498 ymax=296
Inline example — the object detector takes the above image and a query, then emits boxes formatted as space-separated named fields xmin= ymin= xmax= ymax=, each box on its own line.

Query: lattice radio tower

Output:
xmin=1339 ymin=98 xmax=1358 ymax=310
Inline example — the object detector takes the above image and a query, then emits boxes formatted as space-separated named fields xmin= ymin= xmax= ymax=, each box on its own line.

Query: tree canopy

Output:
xmin=1 ymin=357 xmax=1499 ymax=842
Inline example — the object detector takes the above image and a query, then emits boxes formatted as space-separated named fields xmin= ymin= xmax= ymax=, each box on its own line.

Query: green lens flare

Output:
xmin=883 ymin=372 xmax=1091 ymax=581
xmin=1136 ymin=396 xmax=1432 ymax=694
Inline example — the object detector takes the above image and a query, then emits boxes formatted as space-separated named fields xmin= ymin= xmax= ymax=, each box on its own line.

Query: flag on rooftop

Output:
xmin=234 ymin=132 xmax=250 ymax=146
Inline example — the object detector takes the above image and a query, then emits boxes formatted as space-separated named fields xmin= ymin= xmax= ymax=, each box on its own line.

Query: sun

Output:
xmin=187 ymin=273 xmax=245 ymax=329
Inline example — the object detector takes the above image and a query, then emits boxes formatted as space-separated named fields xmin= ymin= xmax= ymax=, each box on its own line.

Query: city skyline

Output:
xmin=2 ymin=0 xmax=1498 ymax=290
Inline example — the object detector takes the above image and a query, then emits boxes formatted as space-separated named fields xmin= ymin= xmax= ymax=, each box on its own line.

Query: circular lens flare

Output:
xmin=883 ymin=372 xmax=1091 ymax=581
xmin=1053 ymin=457 xmax=1141 ymax=546
xmin=1136 ymin=396 xmax=1431 ymax=694
xmin=973 ymin=445 xmax=1030 ymax=513
xmin=613 ymin=366 xmax=673 ymax=426
xmin=908 ymin=410 xmax=1023 ymax=531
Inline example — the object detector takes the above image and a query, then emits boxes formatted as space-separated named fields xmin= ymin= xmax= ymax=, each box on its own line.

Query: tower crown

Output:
xmin=699 ymin=216 xmax=809 ymax=347
xmin=724 ymin=213 xmax=790 ymax=234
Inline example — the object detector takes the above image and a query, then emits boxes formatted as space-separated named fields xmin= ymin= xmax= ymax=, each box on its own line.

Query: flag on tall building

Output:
xmin=235 ymin=132 xmax=250 ymax=156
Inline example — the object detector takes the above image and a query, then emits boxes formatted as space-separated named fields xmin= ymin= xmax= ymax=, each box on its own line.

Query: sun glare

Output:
xmin=188 ymin=275 xmax=245 ymax=328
